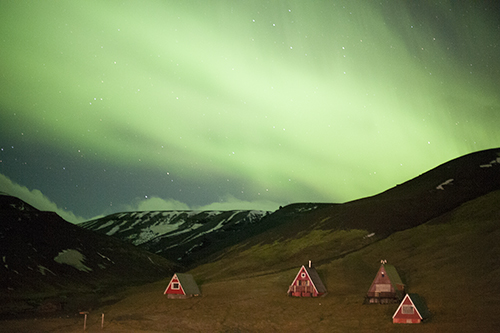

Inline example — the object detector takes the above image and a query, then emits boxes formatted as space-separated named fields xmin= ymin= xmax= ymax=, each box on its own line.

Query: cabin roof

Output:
xmin=383 ymin=264 xmax=404 ymax=288
xmin=171 ymin=273 xmax=201 ymax=295
xmin=408 ymin=293 xmax=430 ymax=319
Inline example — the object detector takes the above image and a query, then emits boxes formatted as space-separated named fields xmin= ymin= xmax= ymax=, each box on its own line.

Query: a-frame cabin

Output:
xmin=393 ymin=293 xmax=430 ymax=324
xmin=164 ymin=273 xmax=201 ymax=299
xmin=287 ymin=261 xmax=327 ymax=297
xmin=365 ymin=260 xmax=405 ymax=304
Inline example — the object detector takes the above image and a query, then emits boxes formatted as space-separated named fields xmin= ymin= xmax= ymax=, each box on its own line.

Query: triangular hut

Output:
xmin=393 ymin=293 xmax=430 ymax=324
xmin=365 ymin=260 xmax=405 ymax=304
xmin=287 ymin=261 xmax=327 ymax=297
xmin=164 ymin=273 xmax=201 ymax=299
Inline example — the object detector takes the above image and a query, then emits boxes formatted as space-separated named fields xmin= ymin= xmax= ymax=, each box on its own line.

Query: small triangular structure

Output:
xmin=287 ymin=261 xmax=327 ymax=297
xmin=393 ymin=293 xmax=430 ymax=324
xmin=365 ymin=261 xmax=405 ymax=304
xmin=164 ymin=273 xmax=201 ymax=299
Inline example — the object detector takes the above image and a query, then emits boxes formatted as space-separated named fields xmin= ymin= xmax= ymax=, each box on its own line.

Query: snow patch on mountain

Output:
xmin=97 ymin=252 xmax=114 ymax=265
xmin=81 ymin=209 xmax=271 ymax=262
xmin=54 ymin=249 xmax=92 ymax=272
xmin=38 ymin=265 xmax=55 ymax=276
xmin=96 ymin=220 xmax=115 ymax=230
xmin=133 ymin=221 xmax=194 ymax=245
xmin=295 ymin=205 xmax=318 ymax=213
xmin=436 ymin=179 xmax=454 ymax=190
xmin=107 ymin=226 xmax=120 ymax=236
xmin=480 ymin=157 xmax=500 ymax=168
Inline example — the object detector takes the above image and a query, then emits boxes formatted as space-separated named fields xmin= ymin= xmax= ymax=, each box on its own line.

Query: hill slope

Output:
xmin=190 ymin=148 xmax=500 ymax=279
xmin=0 ymin=195 xmax=180 ymax=317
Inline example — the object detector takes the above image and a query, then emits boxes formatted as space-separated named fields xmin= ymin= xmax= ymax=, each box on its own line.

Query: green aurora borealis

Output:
xmin=1 ymin=1 xmax=499 ymax=221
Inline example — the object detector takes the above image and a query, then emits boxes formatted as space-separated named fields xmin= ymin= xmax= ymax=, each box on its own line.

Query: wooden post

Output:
xmin=101 ymin=313 xmax=104 ymax=329
xmin=79 ymin=311 xmax=89 ymax=331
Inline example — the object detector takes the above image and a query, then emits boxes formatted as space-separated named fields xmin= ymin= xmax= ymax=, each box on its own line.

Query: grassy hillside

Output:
xmin=190 ymin=227 xmax=375 ymax=282
xmin=4 ymin=191 xmax=499 ymax=332
xmin=182 ymin=148 xmax=500 ymax=278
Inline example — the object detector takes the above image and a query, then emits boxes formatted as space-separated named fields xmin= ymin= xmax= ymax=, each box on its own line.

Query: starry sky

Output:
xmin=1 ymin=1 xmax=499 ymax=223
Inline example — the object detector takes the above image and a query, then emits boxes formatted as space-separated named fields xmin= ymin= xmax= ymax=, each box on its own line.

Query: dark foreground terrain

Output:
xmin=2 ymin=189 xmax=500 ymax=332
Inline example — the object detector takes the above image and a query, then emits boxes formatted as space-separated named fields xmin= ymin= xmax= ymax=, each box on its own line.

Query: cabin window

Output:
xmin=301 ymin=273 xmax=306 ymax=278
xmin=172 ymin=282 xmax=180 ymax=290
xmin=375 ymin=284 xmax=391 ymax=292
xmin=402 ymin=305 xmax=414 ymax=314
xmin=381 ymin=272 xmax=385 ymax=277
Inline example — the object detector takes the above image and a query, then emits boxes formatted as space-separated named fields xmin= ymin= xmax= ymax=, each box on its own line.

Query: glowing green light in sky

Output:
xmin=1 ymin=1 xmax=499 ymax=217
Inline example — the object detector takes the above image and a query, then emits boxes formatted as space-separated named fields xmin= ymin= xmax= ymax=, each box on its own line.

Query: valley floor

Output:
xmin=2 ymin=275 xmax=500 ymax=333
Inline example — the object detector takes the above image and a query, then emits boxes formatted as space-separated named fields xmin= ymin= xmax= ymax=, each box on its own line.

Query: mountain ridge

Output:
xmin=81 ymin=148 xmax=500 ymax=272
xmin=80 ymin=209 xmax=273 ymax=265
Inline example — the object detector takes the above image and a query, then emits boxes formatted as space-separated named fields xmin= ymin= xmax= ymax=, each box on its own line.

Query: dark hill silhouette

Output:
xmin=190 ymin=148 xmax=500 ymax=276
xmin=260 ymin=147 xmax=500 ymax=238
xmin=0 ymin=194 xmax=180 ymax=317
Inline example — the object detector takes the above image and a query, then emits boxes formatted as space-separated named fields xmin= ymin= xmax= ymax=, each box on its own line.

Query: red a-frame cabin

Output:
xmin=287 ymin=261 xmax=327 ymax=297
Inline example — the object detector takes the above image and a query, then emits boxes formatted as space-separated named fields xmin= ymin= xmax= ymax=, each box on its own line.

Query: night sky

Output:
xmin=1 ymin=1 xmax=499 ymax=223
